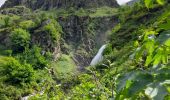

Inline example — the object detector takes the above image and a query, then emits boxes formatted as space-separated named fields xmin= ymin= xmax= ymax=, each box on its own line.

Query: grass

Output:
xmin=35 ymin=7 xmax=118 ymax=18
xmin=0 ymin=14 xmax=20 ymax=27
xmin=89 ymin=6 xmax=118 ymax=17
xmin=51 ymin=54 xmax=77 ymax=78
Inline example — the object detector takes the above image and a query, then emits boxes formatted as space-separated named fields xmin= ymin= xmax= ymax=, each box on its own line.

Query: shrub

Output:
xmin=0 ymin=56 xmax=34 ymax=84
xmin=39 ymin=13 xmax=48 ymax=22
xmin=103 ymin=44 xmax=113 ymax=55
xmin=0 ymin=84 xmax=22 ymax=100
xmin=19 ymin=46 xmax=48 ymax=69
xmin=3 ymin=16 xmax=11 ymax=27
xmin=43 ymin=20 xmax=61 ymax=43
xmin=0 ymin=50 xmax=12 ymax=56
xmin=51 ymin=54 xmax=76 ymax=79
xmin=19 ymin=20 xmax=35 ymax=29
xmin=10 ymin=28 xmax=30 ymax=52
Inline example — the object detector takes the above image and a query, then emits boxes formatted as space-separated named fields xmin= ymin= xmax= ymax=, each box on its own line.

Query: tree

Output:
xmin=10 ymin=28 xmax=30 ymax=52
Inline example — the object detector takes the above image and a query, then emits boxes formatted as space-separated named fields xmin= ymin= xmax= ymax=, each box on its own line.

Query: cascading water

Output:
xmin=90 ymin=44 xmax=106 ymax=66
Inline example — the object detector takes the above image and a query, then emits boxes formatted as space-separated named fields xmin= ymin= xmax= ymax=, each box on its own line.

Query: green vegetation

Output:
xmin=89 ymin=6 xmax=118 ymax=17
xmin=43 ymin=20 xmax=61 ymax=43
xmin=35 ymin=6 xmax=118 ymax=18
xmin=10 ymin=28 xmax=30 ymax=52
xmin=51 ymin=54 xmax=77 ymax=79
xmin=19 ymin=20 xmax=35 ymax=29
xmin=0 ymin=5 xmax=63 ymax=99
xmin=18 ymin=46 xmax=48 ymax=69
xmin=0 ymin=0 xmax=170 ymax=100
xmin=0 ymin=56 xmax=34 ymax=84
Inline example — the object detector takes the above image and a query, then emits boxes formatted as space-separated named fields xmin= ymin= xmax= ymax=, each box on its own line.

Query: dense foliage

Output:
xmin=0 ymin=0 xmax=170 ymax=100
xmin=0 ymin=5 xmax=63 ymax=99
xmin=10 ymin=28 xmax=30 ymax=52
xmin=0 ymin=56 xmax=34 ymax=84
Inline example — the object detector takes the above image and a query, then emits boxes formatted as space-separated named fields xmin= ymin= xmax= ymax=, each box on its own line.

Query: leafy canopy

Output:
xmin=10 ymin=28 xmax=30 ymax=52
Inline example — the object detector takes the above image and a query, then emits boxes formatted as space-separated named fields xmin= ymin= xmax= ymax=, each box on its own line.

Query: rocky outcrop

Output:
xmin=2 ymin=0 xmax=119 ymax=10
xmin=0 ymin=0 xmax=119 ymax=67
xmin=58 ymin=15 xmax=118 ymax=67
xmin=0 ymin=6 xmax=31 ymax=15
xmin=126 ymin=0 xmax=140 ymax=5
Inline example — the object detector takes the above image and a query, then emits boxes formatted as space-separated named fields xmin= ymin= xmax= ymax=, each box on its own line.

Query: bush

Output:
xmin=51 ymin=54 xmax=76 ymax=79
xmin=10 ymin=28 xmax=30 ymax=52
xmin=103 ymin=44 xmax=113 ymax=55
xmin=19 ymin=46 xmax=48 ymax=69
xmin=0 ymin=56 xmax=35 ymax=84
xmin=0 ymin=84 xmax=22 ymax=100
xmin=3 ymin=16 xmax=11 ymax=27
xmin=19 ymin=20 xmax=35 ymax=29
xmin=43 ymin=20 xmax=61 ymax=43
xmin=39 ymin=13 xmax=48 ymax=22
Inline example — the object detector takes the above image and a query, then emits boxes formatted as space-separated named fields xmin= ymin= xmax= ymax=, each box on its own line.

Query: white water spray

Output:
xmin=90 ymin=44 xmax=106 ymax=66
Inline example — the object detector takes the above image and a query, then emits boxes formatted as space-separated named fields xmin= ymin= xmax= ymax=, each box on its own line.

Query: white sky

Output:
xmin=117 ymin=0 xmax=133 ymax=5
xmin=0 ymin=0 xmax=6 ymax=7
xmin=0 ymin=0 xmax=132 ymax=7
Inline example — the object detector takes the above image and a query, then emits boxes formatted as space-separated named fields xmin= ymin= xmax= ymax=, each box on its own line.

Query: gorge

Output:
xmin=0 ymin=0 xmax=170 ymax=100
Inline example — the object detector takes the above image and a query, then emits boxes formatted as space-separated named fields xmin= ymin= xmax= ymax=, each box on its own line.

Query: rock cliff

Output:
xmin=0 ymin=0 xmax=119 ymax=67
xmin=2 ymin=0 xmax=119 ymax=10
xmin=58 ymin=15 xmax=118 ymax=67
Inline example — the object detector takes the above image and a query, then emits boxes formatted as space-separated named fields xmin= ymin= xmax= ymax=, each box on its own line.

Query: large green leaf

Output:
xmin=154 ymin=67 xmax=170 ymax=82
xmin=115 ymin=66 xmax=170 ymax=99
xmin=157 ymin=30 xmax=170 ymax=45
xmin=115 ymin=71 xmax=153 ymax=99
xmin=145 ymin=82 xmax=169 ymax=100
xmin=126 ymin=72 xmax=153 ymax=97
xmin=164 ymin=39 xmax=170 ymax=46
xmin=156 ymin=0 xmax=165 ymax=5
xmin=134 ymin=47 xmax=145 ymax=61
xmin=152 ymin=47 xmax=169 ymax=66
xmin=116 ymin=71 xmax=137 ymax=92
xmin=145 ymin=67 xmax=170 ymax=100
xmin=159 ymin=20 xmax=170 ymax=30
xmin=145 ymin=55 xmax=153 ymax=66
xmin=145 ymin=0 xmax=154 ymax=8
xmin=145 ymin=0 xmax=165 ymax=8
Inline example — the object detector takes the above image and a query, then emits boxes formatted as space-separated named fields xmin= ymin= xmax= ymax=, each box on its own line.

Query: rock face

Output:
xmin=0 ymin=6 xmax=31 ymax=15
xmin=2 ymin=0 xmax=119 ymax=10
xmin=58 ymin=16 xmax=118 ymax=67
xmin=126 ymin=0 xmax=140 ymax=5
xmin=1 ymin=0 xmax=119 ymax=67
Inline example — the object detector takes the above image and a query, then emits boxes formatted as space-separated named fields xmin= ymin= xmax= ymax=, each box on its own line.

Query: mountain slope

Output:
xmin=0 ymin=0 xmax=119 ymax=99
xmin=0 ymin=0 xmax=170 ymax=100
xmin=2 ymin=0 xmax=119 ymax=10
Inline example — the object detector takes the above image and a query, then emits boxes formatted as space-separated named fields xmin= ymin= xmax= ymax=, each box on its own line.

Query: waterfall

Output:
xmin=90 ymin=44 xmax=106 ymax=66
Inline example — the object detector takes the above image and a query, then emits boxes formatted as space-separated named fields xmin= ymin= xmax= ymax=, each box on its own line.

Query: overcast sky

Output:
xmin=0 ymin=0 xmax=6 ymax=7
xmin=0 ymin=0 xmax=132 ymax=7
xmin=117 ymin=0 xmax=132 ymax=5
